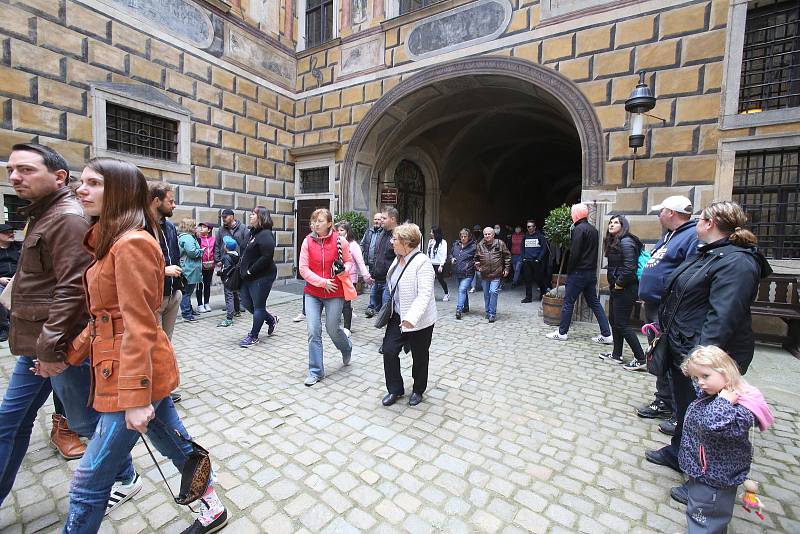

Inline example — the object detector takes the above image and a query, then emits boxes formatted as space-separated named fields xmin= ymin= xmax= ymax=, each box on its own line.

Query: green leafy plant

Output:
xmin=334 ymin=211 xmax=369 ymax=241
xmin=543 ymin=204 xmax=572 ymax=296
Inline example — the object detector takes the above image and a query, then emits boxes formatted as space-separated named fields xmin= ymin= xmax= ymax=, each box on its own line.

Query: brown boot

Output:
xmin=50 ymin=414 xmax=86 ymax=460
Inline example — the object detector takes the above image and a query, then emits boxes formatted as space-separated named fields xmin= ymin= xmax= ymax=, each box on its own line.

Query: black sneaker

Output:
xmin=659 ymin=416 xmax=677 ymax=436
xmin=455 ymin=311 xmax=462 ymax=320
xmin=181 ymin=508 xmax=228 ymax=534
xmin=599 ymin=352 xmax=624 ymax=364
xmin=636 ymin=400 xmax=673 ymax=419
xmin=622 ymin=358 xmax=647 ymax=371
xmin=268 ymin=315 xmax=279 ymax=336
xmin=462 ymin=306 xmax=469 ymax=313
xmin=233 ymin=311 xmax=242 ymax=317
xmin=520 ymin=298 xmax=532 ymax=303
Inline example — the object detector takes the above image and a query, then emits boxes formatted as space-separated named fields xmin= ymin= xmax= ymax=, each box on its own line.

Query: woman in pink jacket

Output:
xmin=335 ymin=221 xmax=372 ymax=336
xmin=195 ymin=222 xmax=216 ymax=312
xmin=299 ymin=209 xmax=353 ymax=386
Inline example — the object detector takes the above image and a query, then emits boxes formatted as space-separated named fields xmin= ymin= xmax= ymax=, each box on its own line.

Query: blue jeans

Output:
xmin=0 ymin=356 xmax=134 ymax=506
xmin=305 ymin=294 xmax=352 ymax=379
xmin=455 ymin=276 xmax=472 ymax=312
xmin=482 ymin=278 xmax=501 ymax=317
xmin=369 ymin=280 xmax=386 ymax=311
xmin=64 ymin=396 xmax=195 ymax=533
xmin=179 ymin=283 xmax=196 ymax=319
xmin=558 ymin=269 xmax=611 ymax=336
xmin=223 ymin=287 xmax=235 ymax=320
xmin=241 ymin=273 xmax=276 ymax=338
xmin=511 ymin=255 xmax=522 ymax=285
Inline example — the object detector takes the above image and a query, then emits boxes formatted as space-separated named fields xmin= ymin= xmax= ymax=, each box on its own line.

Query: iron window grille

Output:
xmin=305 ymin=0 xmax=333 ymax=48
xmin=739 ymin=1 xmax=800 ymax=113
xmin=106 ymin=103 xmax=179 ymax=162
xmin=300 ymin=167 xmax=330 ymax=194
xmin=399 ymin=0 xmax=442 ymax=15
xmin=3 ymin=195 xmax=29 ymax=231
xmin=732 ymin=147 xmax=800 ymax=259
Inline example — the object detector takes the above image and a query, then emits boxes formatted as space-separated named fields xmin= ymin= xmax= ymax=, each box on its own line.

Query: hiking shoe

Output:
xmin=659 ymin=416 xmax=677 ymax=436
xmin=591 ymin=334 xmax=614 ymax=344
xmin=365 ymin=308 xmax=375 ymax=318
xmin=292 ymin=313 xmax=306 ymax=322
xmin=106 ymin=472 xmax=142 ymax=515
xmin=442 ymin=294 xmax=449 ymax=301
xmin=216 ymin=319 xmax=233 ymax=327
xmin=545 ymin=330 xmax=568 ymax=341
xmin=636 ymin=400 xmax=673 ymax=419
xmin=599 ymin=352 xmax=624 ymax=364
xmin=181 ymin=507 xmax=228 ymax=534
xmin=304 ymin=374 xmax=322 ymax=386
xmin=239 ymin=335 xmax=259 ymax=347
xmin=455 ymin=311 xmax=462 ymax=320
xmin=268 ymin=315 xmax=279 ymax=336
xmin=622 ymin=358 xmax=647 ymax=372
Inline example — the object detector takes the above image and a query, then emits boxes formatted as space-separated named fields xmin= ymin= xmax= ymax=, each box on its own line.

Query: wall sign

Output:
xmin=380 ymin=187 xmax=399 ymax=204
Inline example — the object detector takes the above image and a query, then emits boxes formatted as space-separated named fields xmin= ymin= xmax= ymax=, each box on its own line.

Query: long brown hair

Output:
xmin=86 ymin=158 xmax=158 ymax=259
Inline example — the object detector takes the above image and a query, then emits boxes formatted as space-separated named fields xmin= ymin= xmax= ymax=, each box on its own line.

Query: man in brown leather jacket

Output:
xmin=475 ymin=227 xmax=511 ymax=323
xmin=0 ymin=144 xmax=136 ymax=509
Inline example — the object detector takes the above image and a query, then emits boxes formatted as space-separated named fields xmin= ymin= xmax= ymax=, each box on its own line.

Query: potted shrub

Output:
xmin=541 ymin=204 xmax=572 ymax=325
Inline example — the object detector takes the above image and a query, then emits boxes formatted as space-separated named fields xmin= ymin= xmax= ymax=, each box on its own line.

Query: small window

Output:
xmin=106 ymin=103 xmax=179 ymax=162
xmin=732 ymin=147 xmax=800 ymax=259
xmin=739 ymin=1 xmax=800 ymax=113
xmin=306 ymin=0 xmax=334 ymax=48
xmin=300 ymin=167 xmax=330 ymax=194
xmin=3 ymin=195 xmax=29 ymax=231
xmin=399 ymin=0 xmax=441 ymax=15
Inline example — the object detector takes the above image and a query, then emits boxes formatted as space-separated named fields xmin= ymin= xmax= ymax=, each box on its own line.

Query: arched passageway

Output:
xmin=342 ymin=57 xmax=605 ymax=239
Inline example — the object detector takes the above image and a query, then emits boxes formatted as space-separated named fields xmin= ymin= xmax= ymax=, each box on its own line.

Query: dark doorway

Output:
xmin=295 ymin=198 xmax=330 ymax=279
xmin=394 ymin=160 xmax=426 ymax=231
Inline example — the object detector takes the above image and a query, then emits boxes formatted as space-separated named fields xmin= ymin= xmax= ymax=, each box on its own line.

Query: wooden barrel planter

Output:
xmin=541 ymin=295 xmax=564 ymax=325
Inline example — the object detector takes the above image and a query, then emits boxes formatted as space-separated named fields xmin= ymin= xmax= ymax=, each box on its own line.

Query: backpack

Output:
xmin=637 ymin=248 xmax=651 ymax=280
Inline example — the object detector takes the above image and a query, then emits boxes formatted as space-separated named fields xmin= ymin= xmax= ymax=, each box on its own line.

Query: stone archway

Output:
xmin=341 ymin=56 xmax=605 ymax=236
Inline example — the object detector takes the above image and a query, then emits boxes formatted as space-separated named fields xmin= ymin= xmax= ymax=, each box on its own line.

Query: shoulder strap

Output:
xmin=388 ymin=252 xmax=422 ymax=297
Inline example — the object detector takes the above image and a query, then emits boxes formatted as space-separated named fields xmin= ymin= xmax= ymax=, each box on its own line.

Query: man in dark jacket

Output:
xmin=475 ymin=227 xmax=511 ymax=323
xmin=636 ymin=196 xmax=698 ymax=429
xmin=214 ymin=208 xmax=248 ymax=315
xmin=0 ymin=224 xmax=21 ymax=342
xmin=365 ymin=208 xmax=398 ymax=318
xmin=1 ymin=143 xmax=135 ymax=507
xmin=545 ymin=203 xmax=612 ymax=343
xmin=149 ymin=183 xmax=184 ymax=338
xmin=520 ymin=220 xmax=550 ymax=302
xmin=360 ymin=212 xmax=384 ymax=269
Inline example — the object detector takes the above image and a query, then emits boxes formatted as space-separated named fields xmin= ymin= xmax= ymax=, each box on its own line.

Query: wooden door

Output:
xmin=296 ymin=198 xmax=330 ymax=279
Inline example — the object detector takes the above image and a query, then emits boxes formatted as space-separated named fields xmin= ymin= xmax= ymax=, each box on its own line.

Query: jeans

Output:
xmin=179 ymin=283 xmax=196 ymax=319
xmin=305 ymin=294 xmax=351 ymax=379
xmin=511 ymin=255 xmax=522 ymax=285
xmin=0 ymin=356 xmax=134 ymax=506
xmin=455 ymin=276 xmax=472 ymax=312
xmin=223 ymin=287 xmax=235 ymax=320
xmin=63 ymin=396 xmax=195 ymax=533
xmin=558 ymin=269 xmax=611 ymax=336
xmin=609 ymin=284 xmax=645 ymax=360
xmin=644 ymin=301 xmax=673 ymax=411
xmin=369 ymin=280 xmax=386 ymax=312
xmin=382 ymin=313 xmax=434 ymax=395
xmin=240 ymin=273 xmax=276 ymax=338
xmin=195 ymin=269 xmax=213 ymax=306
xmin=482 ymin=278 xmax=501 ymax=317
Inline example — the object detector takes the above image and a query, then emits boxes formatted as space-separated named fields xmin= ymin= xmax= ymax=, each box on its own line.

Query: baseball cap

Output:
xmin=221 ymin=209 xmax=235 ymax=216
xmin=651 ymin=195 xmax=693 ymax=214
xmin=0 ymin=224 xmax=14 ymax=233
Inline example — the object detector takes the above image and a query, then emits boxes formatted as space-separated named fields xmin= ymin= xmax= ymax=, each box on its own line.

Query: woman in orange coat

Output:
xmin=61 ymin=158 xmax=227 ymax=534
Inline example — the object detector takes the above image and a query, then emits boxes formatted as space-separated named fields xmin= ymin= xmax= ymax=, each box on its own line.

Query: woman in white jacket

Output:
xmin=427 ymin=226 xmax=448 ymax=301
xmin=381 ymin=223 xmax=437 ymax=407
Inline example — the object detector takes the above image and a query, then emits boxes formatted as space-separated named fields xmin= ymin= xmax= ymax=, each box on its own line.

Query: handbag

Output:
xmin=335 ymin=238 xmax=357 ymax=301
xmin=140 ymin=418 xmax=211 ymax=508
xmin=374 ymin=252 xmax=422 ymax=329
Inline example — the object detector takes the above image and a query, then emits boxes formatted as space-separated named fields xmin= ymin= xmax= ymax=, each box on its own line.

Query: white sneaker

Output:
xmin=592 ymin=334 xmax=614 ymax=344
xmin=545 ymin=330 xmax=568 ymax=341
xmin=468 ymin=288 xmax=476 ymax=293
xmin=106 ymin=471 xmax=142 ymax=515
xmin=343 ymin=328 xmax=351 ymax=338
xmin=204 ymin=304 xmax=212 ymax=312
xmin=442 ymin=294 xmax=449 ymax=301
xmin=292 ymin=313 xmax=306 ymax=322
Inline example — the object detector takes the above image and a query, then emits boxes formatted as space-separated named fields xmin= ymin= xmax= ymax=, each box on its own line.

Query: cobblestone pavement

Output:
xmin=1 ymin=284 xmax=798 ymax=533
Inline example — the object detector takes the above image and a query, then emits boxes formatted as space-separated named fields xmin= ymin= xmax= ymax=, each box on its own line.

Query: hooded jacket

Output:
xmin=678 ymin=382 xmax=773 ymax=488
xmin=638 ymin=219 xmax=698 ymax=304
xmin=451 ymin=239 xmax=476 ymax=278
xmin=659 ymin=239 xmax=772 ymax=372
xmin=567 ymin=218 xmax=599 ymax=273
xmin=605 ymin=217 xmax=643 ymax=288
xmin=177 ymin=232 xmax=202 ymax=285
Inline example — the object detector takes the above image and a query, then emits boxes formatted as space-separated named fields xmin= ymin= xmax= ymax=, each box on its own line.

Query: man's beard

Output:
xmin=159 ymin=207 xmax=174 ymax=218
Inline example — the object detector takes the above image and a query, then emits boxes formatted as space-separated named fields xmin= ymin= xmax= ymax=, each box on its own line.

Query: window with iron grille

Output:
xmin=305 ymin=0 xmax=333 ymax=48
xmin=399 ymin=0 xmax=442 ymax=15
xmin=106 ymin=103 xmax=179 ymax=162
xmin=300 ymin=167 xmax=330 ymax=194
xmin=739 ymin=1 xmax=800 ymax=113
xmin=732 ymin=147 xmax=800 ymax=259
xmin=3 ymin=195 xmax=29 ymax=231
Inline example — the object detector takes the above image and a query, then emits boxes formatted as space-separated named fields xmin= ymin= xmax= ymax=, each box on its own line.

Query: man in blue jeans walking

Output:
xmin=0 ymin=144 xmax=137 ymax=512
xmin=545 ymin=203 xmax=613 ymax=344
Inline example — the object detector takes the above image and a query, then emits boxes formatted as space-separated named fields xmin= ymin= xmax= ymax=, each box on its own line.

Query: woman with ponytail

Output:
xmin=643 ymin=201 xmax=772 ymax=508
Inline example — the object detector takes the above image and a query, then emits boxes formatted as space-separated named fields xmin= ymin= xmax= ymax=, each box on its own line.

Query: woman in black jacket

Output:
xmin=600 ymin=215 xmax=645 ymax=367
xmin=644 ymin=201 xmax=771 ymax=502
xmin=238 ymin=206 xmax=278 ymax=347
xmin=450 ymin=228 xmax=476 ymax=320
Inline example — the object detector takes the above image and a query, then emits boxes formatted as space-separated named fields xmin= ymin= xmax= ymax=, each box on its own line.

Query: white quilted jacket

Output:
xmin=387 ymin=253 xmax=438 ymax=332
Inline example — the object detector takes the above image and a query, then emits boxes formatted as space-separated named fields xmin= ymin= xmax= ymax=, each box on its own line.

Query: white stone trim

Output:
xmin=91 ymin=86 xmax=192 ymax=174
xmin=294 ymin=155 xmax=338 ymax=199
xmin=715 ymin=132 xmax=800 ymax=201
xmin=297 ymin=0 xmax=340 ymax=52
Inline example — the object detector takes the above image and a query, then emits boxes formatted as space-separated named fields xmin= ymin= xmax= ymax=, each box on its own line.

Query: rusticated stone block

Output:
xmin=3 ymin=4 xmax=33 ymax=43
xmin=222 ymin=171 xmax=245 ymax=192
xmin=625 ymin=216 xmax=664 ymax=241
xmin=660 ymin=3 xmax=708 ymax=38
xmin=196 ymin=82 xmax=221 ymax=106
xmin=710 ymin=0 xmax=729 ymax=30
xmin=576 ymin=25 xmax=612 ymax=56
xmin=615 ymin=15 xmax=656 ymax=47
xmin=258 ymin=87 xmax=278 ymax=109
xmin=210 ymin=190 xmax=234 ymax=208
xmin=246 ymin=100 xmax=267 ymax=122
xmin=150 ymin=39 xmax=182 ymax=69
xmin=66 ymin=59 xmax=111 ymax=88
xmin=221 ymin=131 xmax=245 ymax=153
xmin=635 ymin=40 xmax=679 ymax=70
xmin=235 ymin=154 xmax=256 ymax=174
xmin=629 ymin=158 xmax=668 ymax=185
xmin=12 ymin=101 xmax=63 ymax=136
xmin=212 ymin=67 xmax=235 ymax=92
xmin=112 ymin=21 xmax=148 ymax=55
xmin=542 ymin=33 xmax=574 ymax=62
xmin=311 ymin=112 xmax=332 ymax=129
xmin=236 ymin=117 xmax=257 ymax=138
xmin=11 ymin=0 xmax=59 ymax=19
xmin=0 ymin=65 xmax=35 ymax=99
xmin=605 ymin=161 xmax=625 ymax=186
xmin=246 ymin=138 xmax=265 ymax=157
xmin=246 ymin=175 xmax=266 ymax=195
xmin=268 ymin=110 xmax=286 ymax=129
xmin=278 ymin=96 xmax=294 ymax=115
xmin=676 ymin=94 xmax=720 ymax=124
xmin=257 ymin=159 xmax=275 ymax=178
xmin=66 ymin=113 xmax=92 ymax=143
xmin=211 ymin=109 xmax=235 ymax=130
xmin=180 ymin=186 xmax=210 ymax=205
xmin=506 ymin=8 xmax=529 ymax=34
xmin=181 ymin=99 xmax=209 ymax=122
xmin=320 ymin=129 xmax=338 ymax=143
xmin=66 ymin=2 xmax=110 ymax=41
xmin=38 ymin=78 xmax=85 ymax=114
xmin=656 ymin=66 xmax=701 ymax=97
xmin=365 ymin=81 xmax=382 ymax=102
xmin=594 ymin=49 xmax=632 ymax=78
xmin=166 ymin=71 xmax=195 ymax=97
xmin=237 ymin=77 xmax=258 ymax=101
xmin=580 ymin=80 xmax=610 ymax=105
xmin=704 ymin=63 xmax=723 ymax=92
xmin=194 ymin=123 xmax=220 ymax=146
xmin=322 ymin=91 xmax=341 ymax=111
xmin=558 ymin=57 xmax=590 ymax=82
xmin=648 ymin=186 xmax=693 ymax=211
xmin=340 ymin=125 xmax=356 ymax=144
xmin=514 ymin=41 xmax=540 ymax=63
xmin=88 ymin=40 xmax=127 ymax=73
xmin=608 ymin=130 xmax=633 ymax=159
xmin=351 ymin=104 xmax=370 ymax=123
xmin=267 ymin=144 xmax=284 ymax=161
xmin=613 ymin=188 xmax=645 ymax=212
xmin=682 ymin=30 xmax=726 ymax=64
xmin=195 ymin=167 xmax=220 ymax=188
xmin=277 ymin=130 xmax=293 ymax=147
xmin=235 ymin=192 xmax=256 ymax=210
xmin=0 ymin=128 xmax=36 ymax=156
xmin=38 ymin=136 xmax=88 ymax=168
xmin=11 ymin=39 xmax=64 ymax=78
xmin=672 ymin=155 xmax=717 ymax=184
xmin=210 ymin=148 xmax=234 ymax=171
xmin=333 ymin=108 xmax=351 ymax=127
xmin=38 ymin=19 xmax=84 ymax=58
xmin=651 ymin=125 xmax=697 ymax=156
xmin=266 ymin=179 xmax=284 ymax=196
xmin=222 ymin=92 xmax=245 ymax=115
xmin=594 ymin=105 xmax=626 ymax=131
xmin=183 ymin=54 xmax=211 ymax=82
xmin=342 ymin=86 xmax=363 ymax=106
xmin=257 ymin=123 xmax=276 ymax=143
xmin=131 ymin=56 xmax=164 ymax=85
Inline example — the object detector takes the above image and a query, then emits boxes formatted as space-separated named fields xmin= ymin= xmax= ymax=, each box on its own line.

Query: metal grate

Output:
xmin=300 ymin=167 xmax=329 ymax=194
xmin=732 ymin=147 xmax=800 ymax=259
xmin=739 ymin=1 xmax=800 ymax=113
xmin=305 ymin=0 xmax=333 ymax=48
xmin=399 ymin=0 xmax=442 ymax=15
xmin=106 ymin=103 xmax=179 ymax=161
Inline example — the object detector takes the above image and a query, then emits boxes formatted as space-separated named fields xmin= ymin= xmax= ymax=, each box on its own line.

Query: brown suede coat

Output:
xmin=67 ymin=227 xmax=179 ymax=412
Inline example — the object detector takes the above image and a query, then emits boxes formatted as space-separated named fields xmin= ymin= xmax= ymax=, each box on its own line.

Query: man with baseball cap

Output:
xmin=634 ymin=195 xmax=699 ymax=439
xmin=214 ymin=209 xmax=248 ymax=316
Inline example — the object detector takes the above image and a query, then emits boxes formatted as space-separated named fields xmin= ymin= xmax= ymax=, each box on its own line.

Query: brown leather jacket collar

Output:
xmin=18 ymin=186 xmax=71 ymax=219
